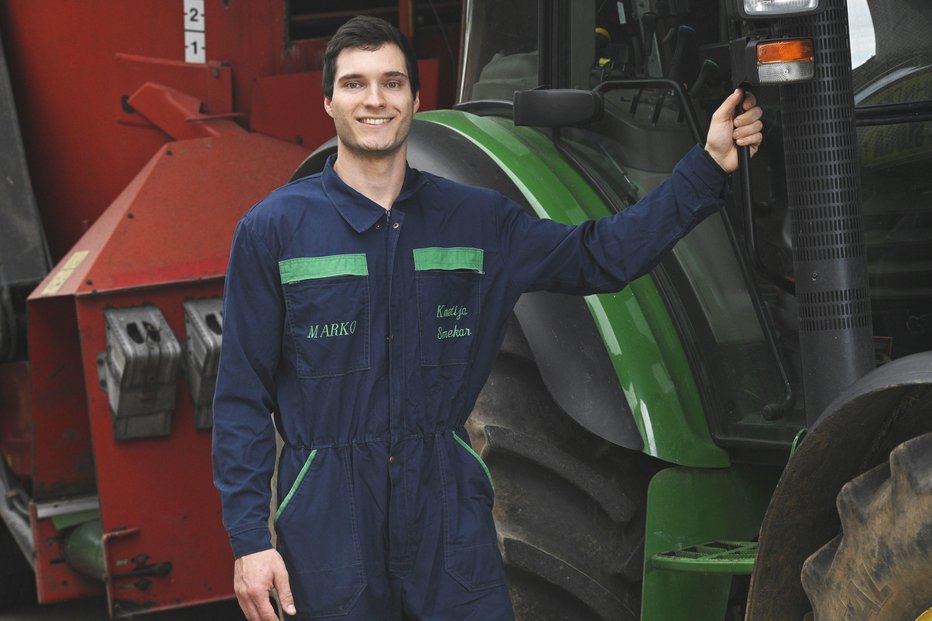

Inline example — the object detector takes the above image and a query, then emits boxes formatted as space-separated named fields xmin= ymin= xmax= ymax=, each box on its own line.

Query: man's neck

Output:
xmin=332 ymin=145 xmax=408 ymax=211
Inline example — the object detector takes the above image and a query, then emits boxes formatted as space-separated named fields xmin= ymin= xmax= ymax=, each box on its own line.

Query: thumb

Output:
xmin=273 ymin=563 xmax=296 ymax=616
xmin=714 ymin=88 xmax=744 ymax=122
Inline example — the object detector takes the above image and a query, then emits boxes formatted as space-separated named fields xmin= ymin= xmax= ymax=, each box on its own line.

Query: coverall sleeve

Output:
xmin=499 ymin=144 xmax=727 ymax=294
xmin=212 ymin=218 xmax=282 ymax=559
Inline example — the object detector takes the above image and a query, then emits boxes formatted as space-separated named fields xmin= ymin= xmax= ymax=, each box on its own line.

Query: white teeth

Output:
xmin=360 ymin=118 xmax=391 ymax=125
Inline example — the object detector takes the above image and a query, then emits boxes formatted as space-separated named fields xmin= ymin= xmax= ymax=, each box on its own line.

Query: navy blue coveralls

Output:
xmin=213 ymin=145 xmax=726 ymax=620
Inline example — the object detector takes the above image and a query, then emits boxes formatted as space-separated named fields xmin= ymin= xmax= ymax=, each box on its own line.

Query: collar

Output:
xmin=321 ymin=154 xmax=427 ymax=233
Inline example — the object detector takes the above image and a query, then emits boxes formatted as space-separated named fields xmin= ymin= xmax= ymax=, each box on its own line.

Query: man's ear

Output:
xmin=413 ymin=92 xmax=420 ymax=114
xmin=324 ymin=97 xmax=334 ymax=118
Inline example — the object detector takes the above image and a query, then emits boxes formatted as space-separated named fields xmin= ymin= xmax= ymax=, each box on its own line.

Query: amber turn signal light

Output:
xmin=757 ymin=39 xmax=814 ymax=64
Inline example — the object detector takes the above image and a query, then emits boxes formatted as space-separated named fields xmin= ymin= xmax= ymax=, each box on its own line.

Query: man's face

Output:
xmin=324 ymin=44 xmax=419 ymax=159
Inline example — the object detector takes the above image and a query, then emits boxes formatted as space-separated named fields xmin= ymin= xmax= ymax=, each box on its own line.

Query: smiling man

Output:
xmin=213 ymin=15 xmax=763 ymax=621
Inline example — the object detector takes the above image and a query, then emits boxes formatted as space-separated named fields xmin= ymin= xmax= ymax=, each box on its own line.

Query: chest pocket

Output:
xmin=414 ymin=247 xmax=483 ymax=366
xmin=280 ymin=254 xmax=370 ymax=379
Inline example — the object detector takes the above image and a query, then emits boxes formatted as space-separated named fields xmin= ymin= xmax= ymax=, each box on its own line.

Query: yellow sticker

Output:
xmin=40 ymin=250 xmax=90 ymax=296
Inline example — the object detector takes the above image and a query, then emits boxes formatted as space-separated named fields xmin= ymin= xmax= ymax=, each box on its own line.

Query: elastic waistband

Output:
xmin=281 ymin=425 xmax=461 ymax=452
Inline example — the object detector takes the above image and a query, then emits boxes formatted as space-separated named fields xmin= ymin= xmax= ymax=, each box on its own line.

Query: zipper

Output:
xmin=385 ymin=208 xmax=393 ymax=439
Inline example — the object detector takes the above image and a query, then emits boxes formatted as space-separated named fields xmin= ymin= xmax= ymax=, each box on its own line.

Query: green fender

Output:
xmin=418 ymin=110 xmax=728 ymax=468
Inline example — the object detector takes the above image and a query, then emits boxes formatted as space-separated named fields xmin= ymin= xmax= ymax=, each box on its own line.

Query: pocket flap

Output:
xmin=279 ymin=254 xmax=368 ymax=284
xmin=413 ymin=247 xmax=484 ymax=272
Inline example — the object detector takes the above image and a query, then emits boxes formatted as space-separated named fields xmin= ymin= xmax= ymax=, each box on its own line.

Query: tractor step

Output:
xmin=650 ymin=540 xmax=757 ymax=574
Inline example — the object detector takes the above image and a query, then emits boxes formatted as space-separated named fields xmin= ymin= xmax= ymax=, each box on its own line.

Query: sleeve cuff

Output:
xmin=700 ymin=146 xmax=728 ymax=176
xmin=229 ymin=526 xmax=273 ymax=559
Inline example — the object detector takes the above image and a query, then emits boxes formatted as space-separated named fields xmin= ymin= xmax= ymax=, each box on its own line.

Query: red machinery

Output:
xmin=0 ymin=1 xmax=460 ymax=615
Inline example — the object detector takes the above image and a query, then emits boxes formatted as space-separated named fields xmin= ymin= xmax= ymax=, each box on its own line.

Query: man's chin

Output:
xmin=346 ymin=141 xmax=405 ymax=160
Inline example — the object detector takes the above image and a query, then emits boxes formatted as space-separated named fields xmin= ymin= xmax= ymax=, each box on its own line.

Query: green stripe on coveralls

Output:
xmin=452 ymin=431 xmax=494 ymax=491
xmin=274 ymin=449 xmax=317 ymax=523
xmin=279 ymin=254 xmax=368 ymax=284
xmin=413 ymin=247 xmax=484 ymax=272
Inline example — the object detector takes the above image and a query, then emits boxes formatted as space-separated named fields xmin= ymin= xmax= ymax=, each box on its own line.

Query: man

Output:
xmin=213 ymin=15 xmax=763 ymax=621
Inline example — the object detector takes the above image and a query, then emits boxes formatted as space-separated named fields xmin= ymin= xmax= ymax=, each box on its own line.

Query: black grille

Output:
xmin=798 ymin=288 xmax=871 ymax=332
xmin=778 ymin=0 xmax=875 ymax=422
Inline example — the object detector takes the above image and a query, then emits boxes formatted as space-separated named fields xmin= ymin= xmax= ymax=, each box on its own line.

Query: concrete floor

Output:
xmin=0 ymin=597 xmax=247 ymax=621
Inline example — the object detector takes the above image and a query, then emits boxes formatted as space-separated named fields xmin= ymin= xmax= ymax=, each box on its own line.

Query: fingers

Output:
xmin=234 ymin=578 xmax=262 ymax=621
xmin=237 ymin=585 xmax=278 ymax=621
xmin=234 ymin=550 xmax=294 ymax=621
xmin=734 ymin=119 xmax=763 ymax=146
xmin=735 ymin=104 xmax=763 ymax=130
xmin=273 ymin=564 xmax=297 ymax=617
xmin=733 ymin=90 xmax=763 ymax=150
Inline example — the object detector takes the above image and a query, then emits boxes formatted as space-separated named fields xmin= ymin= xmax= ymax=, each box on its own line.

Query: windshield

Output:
xmin=850 ymin=0 xmax=932 ymax=361
xmin=458 ymin=0 xmax=539 ymax=102
xmin=851 ymin=0 xmax=932 ymax=101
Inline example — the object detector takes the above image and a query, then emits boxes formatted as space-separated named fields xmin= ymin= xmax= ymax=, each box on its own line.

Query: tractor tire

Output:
xmin=801 ymin=431 xmax=932 ymax=620
xmin=467 ymin=318 xmax=659 ymax=621
xmin=0 ymin=516 xmax=35 ymax=609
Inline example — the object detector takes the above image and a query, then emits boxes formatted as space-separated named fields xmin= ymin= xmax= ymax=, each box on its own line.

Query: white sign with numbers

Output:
xmin=184 ymin=0 xmax=206 ymax=63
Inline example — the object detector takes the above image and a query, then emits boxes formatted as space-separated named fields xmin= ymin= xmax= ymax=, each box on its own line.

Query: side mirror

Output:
xmin=513 ymin=89 xmax=603 ymax=127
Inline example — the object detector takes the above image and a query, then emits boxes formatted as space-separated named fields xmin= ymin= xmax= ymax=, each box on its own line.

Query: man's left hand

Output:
xmin=705 ymin=89 xmax=763 ymax=173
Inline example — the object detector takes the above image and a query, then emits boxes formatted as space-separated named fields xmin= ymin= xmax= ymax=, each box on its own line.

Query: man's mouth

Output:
xmin=359 ymin=117 xmax=392 ymax=126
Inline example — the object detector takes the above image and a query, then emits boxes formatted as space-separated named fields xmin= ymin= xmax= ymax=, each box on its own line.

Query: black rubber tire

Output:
xmin=0 ymin=516 xmax=36 ymax=609
xmin=801 ymin=431 xmax=932 ymax=620
xmin=467 ymin=318 xmax=660 ymax=621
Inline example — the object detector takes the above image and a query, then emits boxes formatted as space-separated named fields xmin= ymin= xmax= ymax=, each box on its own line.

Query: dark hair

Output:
xmin=322 ymin=16 xmax=420 ymax=99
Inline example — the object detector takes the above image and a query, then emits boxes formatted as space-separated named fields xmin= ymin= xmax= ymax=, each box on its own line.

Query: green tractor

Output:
xmin=297 ymin=0 xmax=932 ymax=618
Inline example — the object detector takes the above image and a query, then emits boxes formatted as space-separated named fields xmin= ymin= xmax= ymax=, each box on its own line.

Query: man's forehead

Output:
xmin=334 ymin=44 xmax=408 ymax=77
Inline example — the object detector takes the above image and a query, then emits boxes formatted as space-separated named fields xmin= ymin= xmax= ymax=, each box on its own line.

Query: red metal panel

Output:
xmin=27 ymin=294 xmax=100 ymax=604
xmin=27 ymin=296 xmax=95 ymax=500
xmin=0 ymin=0 xmax=289 ymax=261
xmin=24 ymin=131 xmax=308 ymax=610
xmin=126 ymin=82 xmax=243 ymax=141
xmin=29 ymin=132 xmax=308 ymax=298
xmin=0 ymin=362 xmax=32 ymax=478
xmin=75 ymin=284 xmax=235 ymax=615
xmin=249 ymin=72 xmax=329 ymax=148
xmin=116 ymin=54 xmax=235 ymax=125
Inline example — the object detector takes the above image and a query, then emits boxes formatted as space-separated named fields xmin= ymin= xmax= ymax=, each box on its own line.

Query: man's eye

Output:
xmin=345 ymin=82 xmax=362 ymax=89
xmin=386 ymin=81 xmax=401 ymax=88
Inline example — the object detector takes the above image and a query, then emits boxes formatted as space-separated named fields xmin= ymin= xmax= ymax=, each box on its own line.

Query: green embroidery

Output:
xmin=452 ymin=431 xmax=494 ymax=491
xmin=307 ymin=321 xmax=357 ymax=339
xmin=438 ymin=325 xmax=472 ymax=340
xmin=274 ymin=449 xmax=318 ymax=523
xmin=279 ymin=254 xmax=368 ymax=284
xmin=413 ymin=247 xmax=484 ymax=272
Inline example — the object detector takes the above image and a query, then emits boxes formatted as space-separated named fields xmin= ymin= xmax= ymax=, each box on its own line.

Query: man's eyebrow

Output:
xmin=337 ymin=71 xmax=408 ymax=81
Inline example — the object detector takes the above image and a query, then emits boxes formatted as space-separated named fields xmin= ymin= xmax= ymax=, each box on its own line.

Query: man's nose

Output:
xmin=364 ymin=84 xmax=386 ymax=107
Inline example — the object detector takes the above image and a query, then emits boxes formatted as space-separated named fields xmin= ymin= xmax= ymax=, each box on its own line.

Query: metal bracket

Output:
xmin=101 ymin=305 xmax=181 ymax=440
